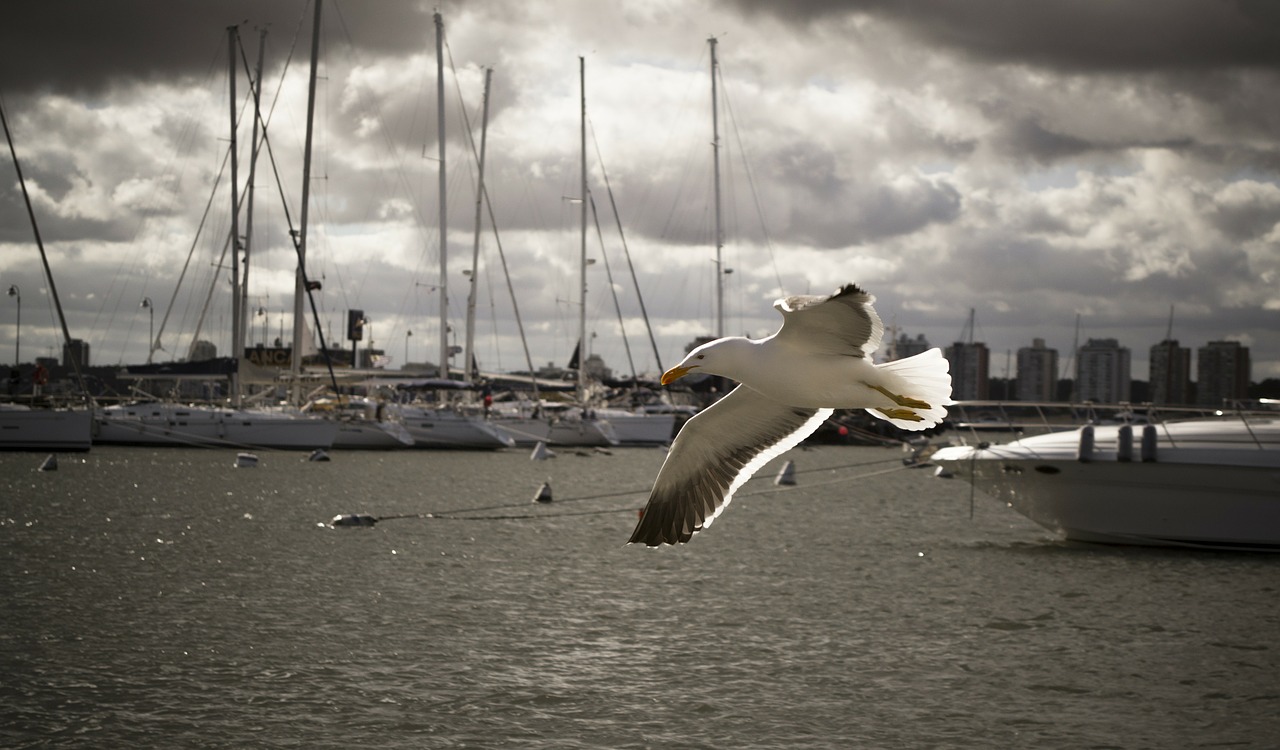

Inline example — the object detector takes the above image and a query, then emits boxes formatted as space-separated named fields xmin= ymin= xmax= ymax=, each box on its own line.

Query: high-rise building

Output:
xmin=1075 ymin=338 xmax=1130 ymax=402
xmin=945 ymin=341 xmax=989 ymax=400
xmin=1197 ymin=340 xmax=1250 ymax=406
xmin=1149 ymin=339 xmax=1191 ymax=404
xmin=62 ymin=338 xmax=90 ymax=369
xmin=889 ymin=333 xmax=931 ymax=360
xmin=1015 ymin=338 xmax=1058 ymax=401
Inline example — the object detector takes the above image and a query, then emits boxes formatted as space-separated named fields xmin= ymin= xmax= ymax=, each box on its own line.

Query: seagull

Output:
xmin=628 ymin=283 xmax=953 ymax=546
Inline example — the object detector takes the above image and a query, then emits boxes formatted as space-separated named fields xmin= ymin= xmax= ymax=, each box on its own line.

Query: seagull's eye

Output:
xmin=695 ymin=354 xmax=705 ymax=360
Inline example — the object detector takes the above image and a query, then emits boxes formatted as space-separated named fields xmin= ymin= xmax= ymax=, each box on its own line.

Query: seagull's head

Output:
xmin=661 ymin=337 xmax=751 ymax=385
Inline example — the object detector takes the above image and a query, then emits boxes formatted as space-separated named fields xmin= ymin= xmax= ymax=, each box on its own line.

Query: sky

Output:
xmin=1 ymin=0 xmax=1279 ymax=386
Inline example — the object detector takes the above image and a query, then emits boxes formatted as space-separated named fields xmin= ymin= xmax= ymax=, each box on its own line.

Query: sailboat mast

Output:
xmin=0 ymin=99 xmax=92 ymax=403
xmin=240 ymin=28 xmax=266 ymax=357
xmin=435 ymin=12 xmax=450 ymax=378
xmin=464 ymin=67 xmax=493 ymax=384
xmin=709 ymin=36 xmax=724 ymax=338
xmin=578 ymin=56 xmax=588 ymax=402
xmin=292 ymin=0 xmax=322 ymax=401
xmin=227 ymin=25 xmax=244 ymax=406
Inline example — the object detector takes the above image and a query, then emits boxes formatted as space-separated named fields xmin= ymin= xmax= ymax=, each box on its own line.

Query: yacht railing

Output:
xmin=948 ymin=399 xmax=1278 ymax=450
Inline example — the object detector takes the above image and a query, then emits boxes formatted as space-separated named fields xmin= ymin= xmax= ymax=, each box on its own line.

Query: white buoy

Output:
xmin=774 ymin=459 xmax=796 ymax=486
xmin=308 ymin=449 xmax=331 ymax=462
xmin=39 ymin=454 xmax=58 ymax=471
xmin=532 ymin=481 xmax=553 ymax=504
xmin=530 ymin=441 xmax=556 ymax=461
xmin=235 ymin=452 xmax=260 ymax=468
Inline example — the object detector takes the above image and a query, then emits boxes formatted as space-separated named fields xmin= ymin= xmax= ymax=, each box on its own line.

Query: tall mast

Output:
xmin=709 ymin=36 xmax=724 ymax=338
xmin=1 ymin=98 xmax=92 ymax=403
xmin=240 ymin=28 xmax=266 ymax=359
xmin=464 ymin=67 xmax=493 ymax=384
xmin=227 ymin=25 xmax=244 ymax=406
xmin=578 ymin=56 xmax=588 ymax=402
xmin=435 ymin=12 xmax=450 ymax=378
xmin=292 ymin=0 xmax=321 ymax=401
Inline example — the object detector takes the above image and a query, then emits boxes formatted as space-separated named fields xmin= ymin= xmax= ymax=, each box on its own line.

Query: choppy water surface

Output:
xmin=3 ymin=445 xmax=1277 ymax=748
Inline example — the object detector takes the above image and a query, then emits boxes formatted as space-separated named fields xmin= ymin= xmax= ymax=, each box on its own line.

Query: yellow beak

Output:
xmin=661 ymin=364 xmax=696 ymax=385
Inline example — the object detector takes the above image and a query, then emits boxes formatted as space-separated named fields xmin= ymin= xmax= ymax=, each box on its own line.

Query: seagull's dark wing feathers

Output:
xmin=772 ymin=283 xmax=883 ymax=357
xmin=628 ymin=386 xmax=833 ymax=546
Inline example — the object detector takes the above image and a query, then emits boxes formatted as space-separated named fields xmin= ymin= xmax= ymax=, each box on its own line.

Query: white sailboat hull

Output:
xmin=594 ymin=410 xmax=676 ymax=445
xmin=94 ymin=403 xmax=338 ymax=450
xmin=491 ymin=413 xmax=618 ymax=447
xmin=390 ymin=405 xmax=515 ymax=449
xmin=0 ymin=406 xmax=93 ymax=452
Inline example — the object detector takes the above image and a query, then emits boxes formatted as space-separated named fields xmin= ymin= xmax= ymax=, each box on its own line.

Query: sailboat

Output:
xmin=0 ymin=97 xmax=94 ymax=451
xmin=482 ymin=58 xmax=623 ymax=448
xmin=380 ymin=12 xmax=514 ymax=451
xmin=94 ymin=21 xmax=337 ymax=450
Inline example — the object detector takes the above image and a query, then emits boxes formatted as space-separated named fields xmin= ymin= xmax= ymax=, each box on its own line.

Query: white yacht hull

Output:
xmin=390 ymin=405 xmax=515 ymax=449
xmin=0 ymin=407 xmax=94 ymax=452
xmin=492 ymin=415 xmax=618 ymax=447
xmin=330 ymin=420 xmax=415 ymax=449
xmin=595 ymin=411 xmax=676 ymax=445
xmin=933 ymin=418 xmax=1280 ymax=551
xmin=95 ymin=404 xmax=338 ymax=450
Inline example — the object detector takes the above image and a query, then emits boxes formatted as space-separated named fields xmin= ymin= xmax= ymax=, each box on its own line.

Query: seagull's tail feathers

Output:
xmin=866 ymin=347 xmax=953 ymax=431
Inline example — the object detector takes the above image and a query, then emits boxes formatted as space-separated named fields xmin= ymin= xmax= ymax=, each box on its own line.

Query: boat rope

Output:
xmin=355 ymin=455 xmax=911 ymax=525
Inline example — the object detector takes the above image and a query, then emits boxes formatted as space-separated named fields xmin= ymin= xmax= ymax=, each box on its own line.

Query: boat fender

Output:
xmin=1140 ymin=424 xmax=1158 ymax=463
xmin=1117 ymin=425 xmax=1134 ymax=463
xmin=1076 ymin=425 xmax=1094 ymax=463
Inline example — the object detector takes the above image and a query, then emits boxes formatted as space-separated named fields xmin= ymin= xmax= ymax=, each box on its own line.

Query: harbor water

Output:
xmin=3 ymin=444 xmax=1277 ymax=748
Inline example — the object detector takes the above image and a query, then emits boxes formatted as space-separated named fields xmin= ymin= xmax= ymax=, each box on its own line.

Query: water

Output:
xmin=3 ymin=445 xmax=1277 ymax=749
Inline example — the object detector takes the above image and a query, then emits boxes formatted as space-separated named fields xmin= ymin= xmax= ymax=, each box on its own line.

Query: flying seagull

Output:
xmin=628 ymin=284 xmax=953 ymax=546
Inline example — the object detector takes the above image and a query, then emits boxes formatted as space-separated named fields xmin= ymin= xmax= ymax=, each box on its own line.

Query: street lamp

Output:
xmin=6 ymin=285 xmax=18 ymax=366
xmin=140 ymin=297 xmax=153 ymax=363
xmin=405 ymin=329 xmax=412 ymax=369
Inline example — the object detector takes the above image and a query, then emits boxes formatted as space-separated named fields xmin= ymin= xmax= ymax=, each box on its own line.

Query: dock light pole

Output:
xmin=6 ymin=285 xmax=18 ymax=366
xmin=405 ymin=329 xmax=412 ymax=370
xmin=140 ymin=297 xmax=154 ymax=364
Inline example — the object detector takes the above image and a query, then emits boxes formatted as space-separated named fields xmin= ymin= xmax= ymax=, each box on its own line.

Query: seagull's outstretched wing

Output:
xmin=772 ymin=283 xmax=883 ymax=358
xmin=628 ymin=386 xmax=833 ymax=546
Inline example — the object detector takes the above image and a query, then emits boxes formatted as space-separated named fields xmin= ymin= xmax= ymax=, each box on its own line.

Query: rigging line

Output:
xmin=264 ymin=0 xmax=309 ymax=123
xmin=441 ymin=56 xmax=543 ymax=397
xmin=718 ymin=65 xmax=784 ymax=297
xmin=445 ymin=486 xmax=648 ymax=516
xmin=154 ymin=147 xmax=232 ymax=361
xmin=376 ymin=462 xmax=916 ymax=525
xmin=587 ymin=116 xmax=664 ymax=373
xmin=420 ymin=455 xmax=907 ymax=519
xmin=739 ymin=463 xmax=911 ymax=498
xmin=1 ymin=94 xmax=92 ymax=402
xmin=431 ymin=507 xmax=638 ymax=522
xmin=588 ymin=193 xmax=638 ymax=382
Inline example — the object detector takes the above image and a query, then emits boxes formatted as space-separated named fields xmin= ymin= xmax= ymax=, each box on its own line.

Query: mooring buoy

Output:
xmin=774 ymin=459 xmax=796 ymax=486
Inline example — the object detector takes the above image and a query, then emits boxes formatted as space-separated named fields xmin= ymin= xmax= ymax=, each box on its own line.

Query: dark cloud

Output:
xmin=0 ymin=1 xmax=443 ymax=97
xmin=721 ymin=0 xmax=1280 ymax=72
